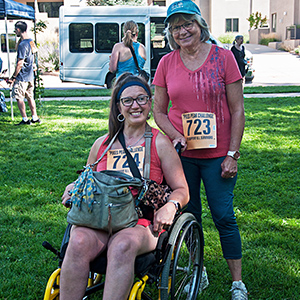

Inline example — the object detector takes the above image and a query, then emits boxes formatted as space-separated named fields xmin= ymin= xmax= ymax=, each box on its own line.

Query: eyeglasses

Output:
xmin=170 ymin=20 xmax=195 ymax=34
xmin=120 ymin=95 xmax=149 ymax=107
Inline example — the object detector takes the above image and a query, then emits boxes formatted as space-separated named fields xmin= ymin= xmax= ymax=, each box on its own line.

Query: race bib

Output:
xmin=30 ymin=41 xmax=38 ymax=54
xmin=182 ymin=112 xmax=217 ymax=150
xmin=107 ymin=146 xmax=145 ymax=176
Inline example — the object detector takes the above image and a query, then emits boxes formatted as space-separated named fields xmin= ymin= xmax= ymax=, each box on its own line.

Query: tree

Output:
xmin=87 ymin=0 xmax=145 ymax=6
xmin=247 ymin=12 xmax=267 ymax=30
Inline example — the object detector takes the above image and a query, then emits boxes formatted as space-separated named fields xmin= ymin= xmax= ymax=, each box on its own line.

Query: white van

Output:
xmin=0 ymin=21 xmax=17 ymax=76
xmin=59 ymin=5 xmax=171 ymax=88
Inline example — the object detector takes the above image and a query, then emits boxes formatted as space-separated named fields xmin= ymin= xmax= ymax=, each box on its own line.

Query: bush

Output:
xmin=38 ymin=41 xmax=59 ymax=72
xmin=294 ymin=46 xmax=300 ymax=55
xmin=218 ymin=33 xmax=236 ymax=44
xmin=218 ymin=33 xmax=249 ymax=46
xmin=259 ymin=33 xmax=280 ymax=46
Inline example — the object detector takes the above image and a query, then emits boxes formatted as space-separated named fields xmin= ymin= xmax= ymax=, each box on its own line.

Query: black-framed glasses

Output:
xmin=170 ymin=20 xmax=195 ymax=34
xmin=120 ymin=95 xmax=149 ymax=107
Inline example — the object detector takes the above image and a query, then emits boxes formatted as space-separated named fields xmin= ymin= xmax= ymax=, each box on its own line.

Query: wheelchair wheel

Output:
xmin=43 ymin=268 xmax=60 ymax=300
xmin=160 ymin=213 xmax=204 ymax=300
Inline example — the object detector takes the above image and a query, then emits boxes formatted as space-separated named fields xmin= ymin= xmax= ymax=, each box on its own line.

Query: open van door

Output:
xmin=59 ymin=6 xmax=171 ymax=88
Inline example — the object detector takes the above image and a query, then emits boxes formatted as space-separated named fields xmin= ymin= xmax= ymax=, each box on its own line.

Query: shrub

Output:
xmin=259 ymin=33 xmax=280 ymax=46
xmin=218 ymin=33 xmax=236 ymax=45
xmin=38 ymin=41 xmax=59 ymax=72
xmin=294 ymin=46 xmax=300 ymax=55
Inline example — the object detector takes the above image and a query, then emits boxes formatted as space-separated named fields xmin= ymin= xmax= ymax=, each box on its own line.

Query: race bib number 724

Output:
xmin=182 ymin=112 xmax=217 ymax=150
xmin=107 ymin=146 xmax=145 ymax=176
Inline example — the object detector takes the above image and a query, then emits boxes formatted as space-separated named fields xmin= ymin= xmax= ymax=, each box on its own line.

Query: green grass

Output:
xmin=0 ymin=96 xmax=299 ymax=299
xmin=243 ymin=85 xmax=300 ymax=94
xmin=2 ymin=85 xmax=300 ymax=99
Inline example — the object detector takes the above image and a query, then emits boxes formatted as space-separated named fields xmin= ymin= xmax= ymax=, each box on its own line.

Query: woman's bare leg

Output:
xmin=103 ymin=226 xmax=158 ymax=300
xmin=60 ymin=226 xmax=109 ymax=300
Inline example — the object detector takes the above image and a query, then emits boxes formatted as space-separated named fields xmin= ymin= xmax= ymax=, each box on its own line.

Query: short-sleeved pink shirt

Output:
xmin=153 ymin=44 xmax=242 ymax=159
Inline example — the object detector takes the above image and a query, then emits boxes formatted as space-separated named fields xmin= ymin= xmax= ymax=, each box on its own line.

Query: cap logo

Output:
xmin=171 ymin=2 xmax=184 ymax=12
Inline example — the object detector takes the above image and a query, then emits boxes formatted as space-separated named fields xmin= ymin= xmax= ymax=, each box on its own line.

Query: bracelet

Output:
xmin=11 ymin=75 xmax=16 ymax=80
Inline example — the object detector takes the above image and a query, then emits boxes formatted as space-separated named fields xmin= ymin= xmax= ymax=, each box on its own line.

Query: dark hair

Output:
xmin=165 ymin=14 xmax=210 ymax=50
xmin=15 ymin=21 xmax=27 ymax=33
xmin=105 ymin=73 xmax=152 ymax=145
xmin=122 ymin=20 xmax=138 ymax=48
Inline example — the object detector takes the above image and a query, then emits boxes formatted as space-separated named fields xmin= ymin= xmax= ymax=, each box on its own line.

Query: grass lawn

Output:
xmin=1 ymin=85 xmax=300 ymax=99
xmin=0 ymin=96 xmax=299 ymax=299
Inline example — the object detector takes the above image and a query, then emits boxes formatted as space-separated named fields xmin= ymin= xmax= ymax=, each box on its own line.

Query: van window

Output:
xmin=95 ymin=23 xmax=119 ymax=53
xmin=120 ymin=23 xmax=145 ymax=46
xmin=69 ymin=23 xmax=93 ymax=53
xmin=1 ymin=34 xmax=17 ymax=53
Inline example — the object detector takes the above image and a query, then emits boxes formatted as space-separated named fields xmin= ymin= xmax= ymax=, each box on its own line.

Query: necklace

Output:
xmin=126 ymin=133 xmax=145 ymax=150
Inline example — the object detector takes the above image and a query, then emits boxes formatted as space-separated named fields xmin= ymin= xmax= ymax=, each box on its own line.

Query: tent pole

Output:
xmin=4 ymin=15 xmax=13 ymax=120
xmin=33 ymin=0 xmax=39 ymax=102
xmin=4 ymin=16 xmax=11 ymax=76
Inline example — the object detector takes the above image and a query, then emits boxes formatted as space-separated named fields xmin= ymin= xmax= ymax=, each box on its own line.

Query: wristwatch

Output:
xmin=227 ymin=150 xmax=240 ymax=160
xmin=168 ymin=200 xmax=181 ymax=211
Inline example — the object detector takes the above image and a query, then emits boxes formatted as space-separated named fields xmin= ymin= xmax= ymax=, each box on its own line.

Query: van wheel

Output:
xmin=106 ymin=73 xmax=116 ymax=89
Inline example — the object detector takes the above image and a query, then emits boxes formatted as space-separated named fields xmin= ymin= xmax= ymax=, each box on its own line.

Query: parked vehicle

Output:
xmin=59 ymin=5 xmax=254 ymax=87
xmin=244 ymin=49 xmax=255 ymax=82
xmin=59 ymin=5 xmax=170 ymax=88
xmin=0 ymin=22 xmax=17 ymax=76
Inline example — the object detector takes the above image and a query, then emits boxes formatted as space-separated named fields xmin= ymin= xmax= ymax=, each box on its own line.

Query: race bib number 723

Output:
xmin=182 ymin=112 xmax=217 ymax=150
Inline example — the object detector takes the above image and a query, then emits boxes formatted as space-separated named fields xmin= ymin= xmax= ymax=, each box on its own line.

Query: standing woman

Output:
xmin=152 ymin=0 xmax=248 ymax=299
xmin=231 ymin=35 xmax=247 ymax=78
xmin=109 ymin=20 xmax=146 ymax=79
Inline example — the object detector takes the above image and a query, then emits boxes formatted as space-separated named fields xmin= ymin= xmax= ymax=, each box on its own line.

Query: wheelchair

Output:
xmin=43 ymin=212 xmax=204 ymax=300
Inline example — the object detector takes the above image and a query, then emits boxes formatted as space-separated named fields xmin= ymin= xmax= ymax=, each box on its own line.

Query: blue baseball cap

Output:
xmin=165 ymin=0 xmax=202 ymax=23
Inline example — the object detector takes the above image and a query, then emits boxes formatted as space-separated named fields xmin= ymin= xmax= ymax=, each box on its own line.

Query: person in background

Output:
xmin=231 ymin=35 xmax=247 ymax=78
xmin=152 ymin=0 xmax=248 ymax=299
xmin=60 ymin=73 xmax=189 ymax=300
xmin=109 ymin=20 xmax=146 ymax=80
xmin=7 ymin=21 xmax=40 ymax=125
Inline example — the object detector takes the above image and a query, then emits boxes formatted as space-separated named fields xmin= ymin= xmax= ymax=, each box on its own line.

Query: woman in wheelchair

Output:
xmin=60 ymin=73 xmax=189 ymax=300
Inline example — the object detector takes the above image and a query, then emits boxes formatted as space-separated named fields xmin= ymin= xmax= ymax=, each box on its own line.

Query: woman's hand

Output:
xmin=61 ymin=182 xmax=75 ymax=207
xmin=221 ymin=156 xmax=238 ymax=179
xmin=172 ymin=136 xmax=187 ymax=152
xmin=152 ymin=202 xmax=177 ymax=234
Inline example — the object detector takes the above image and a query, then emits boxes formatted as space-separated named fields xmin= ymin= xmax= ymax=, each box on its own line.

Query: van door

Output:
xmin=150 ymin=17 xmax=172 ymax=79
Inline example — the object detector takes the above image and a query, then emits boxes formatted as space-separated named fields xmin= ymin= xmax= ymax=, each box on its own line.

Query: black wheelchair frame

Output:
xmin=43 ymin=212 xmax=204 ymax=300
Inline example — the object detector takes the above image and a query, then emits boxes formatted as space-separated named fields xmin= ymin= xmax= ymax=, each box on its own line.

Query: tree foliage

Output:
xmin=87 ymin=0 xmax=145 ymax=6
xmin=247 ymin=12 xmax=268 ymax=30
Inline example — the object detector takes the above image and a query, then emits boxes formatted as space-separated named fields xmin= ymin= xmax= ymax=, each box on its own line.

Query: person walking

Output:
xmin=153 ymin=1 xmax=248 ymax=299
xmin=109 ymin=20 xmax=146 ymax=79
xmin=7 ymin=21 xmax=40 ymax=125
xmin=231 ymin=35 xmax=247 ymax=78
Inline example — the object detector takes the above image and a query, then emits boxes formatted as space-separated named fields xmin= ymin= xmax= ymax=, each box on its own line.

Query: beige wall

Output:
xmin=166 ymin=0 xmax=269 ymax=40
xmin=270 ymin=0 xmax=300 ymax=41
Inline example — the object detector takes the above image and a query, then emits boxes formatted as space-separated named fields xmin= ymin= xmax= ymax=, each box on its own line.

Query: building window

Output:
xmin=27 ymin=2 xmax=63 ymax=18
xmin=69 ymin=23 xmax=93 ymax=53
xmin=271 ymin=13 xmax=277 ymax=32
xmin=226 ymin=18 xmax=239 ymax=32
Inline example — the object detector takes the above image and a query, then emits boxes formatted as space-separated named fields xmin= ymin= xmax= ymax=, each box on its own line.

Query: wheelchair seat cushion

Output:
xmin=90 ymin=251 xmax=156 ymax=276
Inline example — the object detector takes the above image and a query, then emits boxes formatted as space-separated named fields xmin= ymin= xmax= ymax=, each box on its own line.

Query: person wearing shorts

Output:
xmin=8 ymin=21 xmax=40 ymax=125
